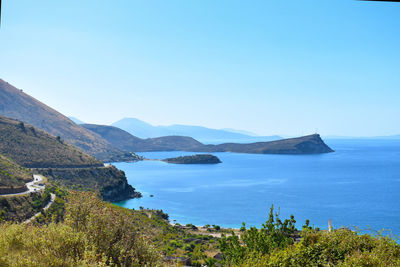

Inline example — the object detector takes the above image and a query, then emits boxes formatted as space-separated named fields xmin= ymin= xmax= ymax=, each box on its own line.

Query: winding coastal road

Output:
xmin=23 ymin=192 xmax=56 ymax=224
xmin=25 ymin=174 xmax=46 ymax=194
xmin=0 ymin=174 xmax=56 ymax=223
xmin=0 ymin=174 xmax=46 ymax=197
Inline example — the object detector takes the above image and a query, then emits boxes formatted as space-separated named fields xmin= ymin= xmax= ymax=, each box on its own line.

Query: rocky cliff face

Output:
xmin=102 ymin=178 xmax=141 ymax=202
xmin=38 ymin=166 xmax=141 ymax=202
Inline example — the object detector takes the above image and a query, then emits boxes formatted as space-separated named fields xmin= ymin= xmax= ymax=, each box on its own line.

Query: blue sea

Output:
xmin=113 ymin=139 xmax=400 ymax=235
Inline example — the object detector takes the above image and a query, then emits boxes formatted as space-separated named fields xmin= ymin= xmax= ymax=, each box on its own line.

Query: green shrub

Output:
xmin=219 ymin=205 xmax=400 ymax=266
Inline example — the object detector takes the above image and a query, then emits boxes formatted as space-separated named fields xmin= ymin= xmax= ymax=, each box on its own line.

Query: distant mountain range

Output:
xmin=0 ymin=79 xmax=136 ymax=162
xmin=82 ymin=124 xmax=203 ymax=152
xmin=83 ymin=123 xmax=334 ymax=154
xmin=112 ymin=118 xmax=281 ymax=144
xmin=222 ymin=128 xmax=258 ymax=137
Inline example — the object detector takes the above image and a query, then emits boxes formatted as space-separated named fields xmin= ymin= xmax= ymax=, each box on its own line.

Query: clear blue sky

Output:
xmin=0 ymin=0 xmax=399 ymax=136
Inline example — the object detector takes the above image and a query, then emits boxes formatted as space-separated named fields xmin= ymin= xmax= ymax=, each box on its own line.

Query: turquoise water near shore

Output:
xmin=114 ymin=139 xmax=400 ymax=234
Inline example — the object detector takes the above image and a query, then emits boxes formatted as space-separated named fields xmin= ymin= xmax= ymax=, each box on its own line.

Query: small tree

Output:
xmin=219 ymin=205 xmax=298 ymax=265
xmin=302 ymin=219 xmax=312 ymax=230
xmin=18 ymin=122 xmax=26 ymax=132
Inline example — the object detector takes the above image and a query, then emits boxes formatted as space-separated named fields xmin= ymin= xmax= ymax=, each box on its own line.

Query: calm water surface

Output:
xmin=114 ymin=139 xmax=400 ymax=234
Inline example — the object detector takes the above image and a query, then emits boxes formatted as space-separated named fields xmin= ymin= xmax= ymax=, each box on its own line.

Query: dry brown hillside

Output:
xmin=0 ymin=115 xmax=103 ymax=168
xmin=81 ymin=123 xmax=203 ymax=152
xmin=0 ymin=79 xmax=134 ymax=162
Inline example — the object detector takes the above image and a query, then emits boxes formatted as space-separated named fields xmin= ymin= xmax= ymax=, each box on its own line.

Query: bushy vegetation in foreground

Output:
xmin=1 ymin=192 xmax=400 ymax=266
xmin=0 ymin=191 xmax=161 ymax=266
xmin=219 ymin=206 xmax=400 ymax=266
xmin=0 ymin=190 xmax=219 ymax=266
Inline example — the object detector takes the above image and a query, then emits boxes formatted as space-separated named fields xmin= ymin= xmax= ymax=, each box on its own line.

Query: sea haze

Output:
xmin=114 ymin=139 xmax=400 ymax=234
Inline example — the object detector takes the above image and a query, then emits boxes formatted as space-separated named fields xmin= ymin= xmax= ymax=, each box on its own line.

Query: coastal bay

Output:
xmin=114 ymin=139 xmax=400 ymax=234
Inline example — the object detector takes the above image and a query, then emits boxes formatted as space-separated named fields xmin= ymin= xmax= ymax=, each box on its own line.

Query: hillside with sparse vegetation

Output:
xmin=0 ymin=116 xmax=140 ymax=202
xmin=0 ymin=154 xmax=32 ymax=189
xmin=82 ymin=123 xmax=204 ymax=152
xmin=0 ymin=79 xmax=138 ymax=162
xmin=38 ymin=166 xmax=141 ymax=202
xmin=0 ymin=115 xmax=103 ymax=168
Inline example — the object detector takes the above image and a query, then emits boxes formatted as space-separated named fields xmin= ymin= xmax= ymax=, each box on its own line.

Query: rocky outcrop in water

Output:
xmin=163 ymin=154 xmax=222 ymax=164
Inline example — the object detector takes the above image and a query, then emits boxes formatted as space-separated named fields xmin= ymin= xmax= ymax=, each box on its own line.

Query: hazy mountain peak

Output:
xmin=112 ymin=117 xmax=281 ymax=143
xmin=114 ymin=117 xmax=154 ymax=126
xmin=222 ymin=128 xmax=258 ymax=137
